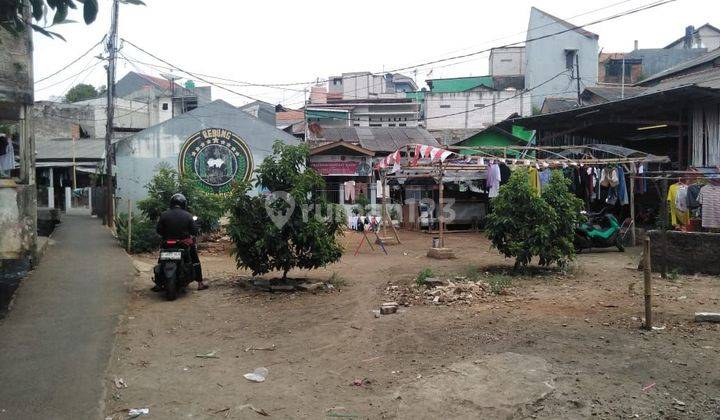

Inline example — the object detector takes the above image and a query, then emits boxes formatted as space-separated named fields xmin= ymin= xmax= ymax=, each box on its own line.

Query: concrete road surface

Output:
xmin=0 ymin=215 xmax=133 ymax=419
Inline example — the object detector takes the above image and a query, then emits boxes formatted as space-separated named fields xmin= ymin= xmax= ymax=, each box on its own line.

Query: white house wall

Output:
xmin=424 ymin=90 xmax=530 ymax=130
xmin=524 ymin=8 xmax=599 ymax=110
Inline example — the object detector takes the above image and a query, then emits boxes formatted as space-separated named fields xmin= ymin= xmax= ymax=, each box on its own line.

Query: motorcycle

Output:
xmin=153 ymin=216 xmax=199 ymax=301
xmin=574 ymin=209 xmax=625 ymax=253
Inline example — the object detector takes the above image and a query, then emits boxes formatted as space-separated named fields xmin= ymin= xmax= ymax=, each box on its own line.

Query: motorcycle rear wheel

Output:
xmin=616 ymin=236 xmax=625 ymax=252
xmin=165 ymin=273 xmax=178 ymax=301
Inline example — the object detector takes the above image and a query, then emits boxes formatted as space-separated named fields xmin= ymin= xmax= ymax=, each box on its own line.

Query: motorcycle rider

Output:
xmin=155 ymin=193 xmax=208 ymax=291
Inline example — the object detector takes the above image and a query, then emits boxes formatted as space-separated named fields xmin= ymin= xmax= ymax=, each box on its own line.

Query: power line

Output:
xmin=120 ymin=39 xmax=276 ymax=104
xmin=35 ymin=57 xmax=103 ymax=92
xmin=35 ymin=36 xmax=106 ymax=84
xmin=125 ymin=0 xmax=678 ymax=91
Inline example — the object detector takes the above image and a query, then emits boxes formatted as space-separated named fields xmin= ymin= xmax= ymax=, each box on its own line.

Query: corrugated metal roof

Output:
xmin=36 ymin=139 xmax=106 ymax=161
xmin=583 ymin=86 xmax=647 ymax=101
xmin=426 ymin=76 xmax=494 ymax=93
xmin=310 ymin=126 xmax=439 ymax=152
xmin=638 ymin=48 xmax=720 ymax=86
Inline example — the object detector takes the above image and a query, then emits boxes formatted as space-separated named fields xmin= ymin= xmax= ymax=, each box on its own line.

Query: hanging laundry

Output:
xmin=538 ymin=168 xmax=552 ymax=188
xmin=675 ymin=184 xmax=689 ymax=214
xmin=617 ymin=165 xmax=629 ymax=206
xmin=636 ymin=164 xmax=646 ymax=194
xmin=687 ymin=184 xmax=703 ymax=210
xmin=487 ymin=163 xmax=501 ymax=198
xmin=667 ymin=183 xmax=690 ymax=226
xmin=698 ymin=185 xmax=720 ymax=229
xmin=528 ymin=167 xmax=541 ymax=196
xmin=344 ymin=181 xmax=356 ymax=202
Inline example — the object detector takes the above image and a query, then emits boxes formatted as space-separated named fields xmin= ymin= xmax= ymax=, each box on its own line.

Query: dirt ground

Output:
xmin=104 ymin=230 xmax=720 ymax=419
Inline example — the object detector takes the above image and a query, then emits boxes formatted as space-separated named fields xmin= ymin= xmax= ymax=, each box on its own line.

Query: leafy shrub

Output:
xmin=416 ymin=268 xmax=434 ymax=285
xmin=353 ymin=192 xmax=370 ymax=216
xmin=115 ymin=213 xmax=161 ymax=253
xmin=228 ymin=141 xmax=345 ymax=280
xmin=136 ymin=166 xmax=225 ymax=234
xmin=485 ymin=168 xmax=582 ymax=270
xmin=328 ymin=271 xmax=347 ymax=287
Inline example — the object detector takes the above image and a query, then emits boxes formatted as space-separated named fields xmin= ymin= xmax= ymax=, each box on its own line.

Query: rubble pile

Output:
xmin=385 ymin=278 xmax=493 ymax=306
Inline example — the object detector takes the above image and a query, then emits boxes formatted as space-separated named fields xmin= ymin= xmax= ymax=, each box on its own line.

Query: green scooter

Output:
xmin=574 ymin=209 xmax=625 ymax=253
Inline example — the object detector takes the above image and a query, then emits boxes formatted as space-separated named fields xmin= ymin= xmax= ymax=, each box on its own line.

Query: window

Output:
xmin=500 ymin=59 xmax=512 ymax=62
xmin=474 ymin=104 xmax=485 ymax=108
xmin=399 ymin=123 xmax=407 ymax=127
xmin=332 ymin=78 xmax=342 ymax=86
xmin=353 ymin=123 xmax=360 ymax=127
xmin=440 ymin=104 xmax=451 ymax=109
xmin=369 ymin=123 xmax=382 ymax=127
xmin=565 ymin=50 xmax=577 ymax=70
xmin=162 ymin=103 xmax=169 ymax=111
xmin=389 ymin=123 xmax=396 ymax=127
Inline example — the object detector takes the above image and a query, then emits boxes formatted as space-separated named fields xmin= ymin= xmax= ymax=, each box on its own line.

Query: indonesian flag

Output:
xmin=420 ymin=144 xmax=432 ymax=158
xmin=430 ymin=147 xmax=452 ymax=163
xmin=411 ymin=144 xmax=422 ymax=166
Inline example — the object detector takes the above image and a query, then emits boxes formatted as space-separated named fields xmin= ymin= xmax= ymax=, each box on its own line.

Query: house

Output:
xmin=524 ymin=7 xmax=599 ymax=110
xmin=448 ymin=124 xmax=533 ymax=157
xmin=423 ymin=76 xmax=528 ymax=131
xmin=598 ymin=47 xmax=707 ymax=85
xmin=306 ymin=98 xmax=420 ymax=128
xmin=327 ymin=72 xmax=418 ymax=101
xmin=664 ymin=24 xmax=720 ymax=51
xmin=512 ymin=49 xmax=720 ymax=168
xmin=239 ymin=100 xmax=276 ymax=126
xmin=114 ymin=71 xmax=212 ymax=121
xmin=114 ymin=100 xmax=299 ymax=204
xmin=0 ymin=19 xmax=36 ymax=312
xmin=489 ymin=46 xmax=526 ymax=77
xmin=307 ymin=126 xmax=440 ymax=208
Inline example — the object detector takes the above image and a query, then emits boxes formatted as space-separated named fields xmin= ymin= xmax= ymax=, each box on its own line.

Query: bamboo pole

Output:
xmin=660 ymin=178 xmax=669 ymax=279
xmin=127 ymin=199 xmax=132 ymax=252
xmin=630 ymin=173 xmax=636 ymax=247
xmin=643 ymin=236 xmax=652 ymax=330
xmin=438 ymin=162 xmax=445 ymax=248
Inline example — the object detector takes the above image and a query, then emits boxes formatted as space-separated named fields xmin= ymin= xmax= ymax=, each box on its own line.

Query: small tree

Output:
xmin=136 ymin=167 xmax=225 ymax=234
xmin=65 ymin=83 xmax=98 ymax=103
xmin=228 ymin=141 xmax=345 ymax=280
xmin=485 ymin=168 xmax=581 ymax=270
xmin=538 ymin=170 xmax=583 ymax=267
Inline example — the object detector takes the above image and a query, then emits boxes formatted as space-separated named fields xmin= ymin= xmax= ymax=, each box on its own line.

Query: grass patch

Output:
xmin=416 ymin=268 xmax=434 ymax=285
xmin=465 ymin=265 xmax=482 ymax=282
xmin=667 ymin=268 xmax=680 ymax=282
xmin=488 ymin=275 xmax=512 ymax=295
xmin=328 ymin=272 xmax=347 ymax=287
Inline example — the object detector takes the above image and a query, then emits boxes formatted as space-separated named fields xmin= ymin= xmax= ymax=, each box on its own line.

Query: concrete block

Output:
xmin=422 ymin=277 xmax=448 ymax=288
xmin=427 ymin=247 xmax=455 ymax=260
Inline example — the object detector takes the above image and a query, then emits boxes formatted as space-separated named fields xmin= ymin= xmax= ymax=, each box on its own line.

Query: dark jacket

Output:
xmin=156 ymin=207 xmax=198 ymax=240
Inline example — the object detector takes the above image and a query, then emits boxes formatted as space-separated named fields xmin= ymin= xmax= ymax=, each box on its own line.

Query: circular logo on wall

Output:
xmin=178 ymin=128 xmax=253 ymax=194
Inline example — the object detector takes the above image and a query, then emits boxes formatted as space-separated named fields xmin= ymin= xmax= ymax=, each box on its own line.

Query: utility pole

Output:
xmin=104 ymin=0 xmax=120 ymax=227
xmin=621 ymin=57 xmax=626 ymax=99
xmin=575 ymin=53 xmax=581 ymax=106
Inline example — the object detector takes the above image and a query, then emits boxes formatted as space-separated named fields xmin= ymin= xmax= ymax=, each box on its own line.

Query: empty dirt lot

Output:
xmin=105 ymin=231 xmax=720 ymax=419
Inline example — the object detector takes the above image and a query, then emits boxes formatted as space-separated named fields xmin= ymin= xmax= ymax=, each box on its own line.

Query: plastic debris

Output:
xmin=113 ymin=377 xmax=127 ymax=389
xmin=128 ymin=408 xmax=149 ymax=418
xmin=641 ymin=382 xmax=656 ymax=392
xmin=244 ymin=367 xmax=269 ymax=382
xmin=195 ymin=350 xmax=219 ymax=359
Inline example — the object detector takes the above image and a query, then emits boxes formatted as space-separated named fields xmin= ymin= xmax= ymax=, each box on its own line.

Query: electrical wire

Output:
xmin=121 ymin=0 xmax=679 ymax=90
xmin=35 ymin=57 xmax=103 ymax=92
xmin=35 ymin=36 xmax=106 ymax=84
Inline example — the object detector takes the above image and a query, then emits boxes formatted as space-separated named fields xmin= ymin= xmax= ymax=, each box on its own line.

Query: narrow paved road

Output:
xmin=0 ymin=215 xmax=133 ymax=419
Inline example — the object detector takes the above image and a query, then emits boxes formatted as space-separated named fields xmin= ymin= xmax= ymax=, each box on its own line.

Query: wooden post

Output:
xmin=630 ymin=172 xmax=636 ymax=247
xmin=438 ymin=162 xmax=444 ymax=248
xmin=643 ymin=236 xmax=652 ymax=330
xmin=660 ymin=177 xmax=669 ymax=279
xmin=127 ymin=199 xmax=132 ymax=252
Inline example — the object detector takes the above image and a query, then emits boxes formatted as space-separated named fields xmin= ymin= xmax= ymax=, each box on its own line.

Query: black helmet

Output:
xmin=170 ymin=193 xmax=187 ymax=209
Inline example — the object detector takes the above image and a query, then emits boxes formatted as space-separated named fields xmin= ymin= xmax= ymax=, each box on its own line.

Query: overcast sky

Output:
xmin=33 ymin=0 xmax=718 ymax=108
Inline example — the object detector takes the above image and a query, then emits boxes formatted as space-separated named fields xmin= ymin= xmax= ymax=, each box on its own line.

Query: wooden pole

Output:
xmin=660 ymin=177 xmax=669 ymax=279
xmin=643 ymin=236 xmax=652 ymax=330
xmin=127 ymin=199 xmax=132 ymax=252
xmin=630 ymin=172 xmax=636 ymax=247
xmin=438 ymin=162 xmax=445 ymax=248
